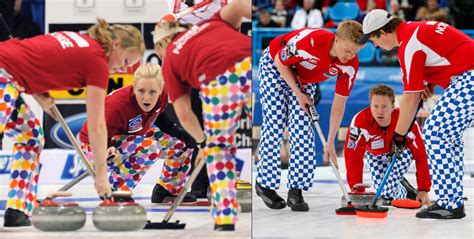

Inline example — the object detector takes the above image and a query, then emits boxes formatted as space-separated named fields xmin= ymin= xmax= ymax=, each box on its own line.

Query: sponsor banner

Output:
xmin=50 ymin=74 xmax=135 ymax=99
xmin=235 ymin=111 xmax=252 ymax=148
xmin=44 ymin=104 xmax=251 ymax=149
xmin=0 ymin=152 xmax=15 ymax=175
xmin=0 ymin=149 xmax=251 ymax=185
xmin=43 ymin=104 xmax=86 ymax=149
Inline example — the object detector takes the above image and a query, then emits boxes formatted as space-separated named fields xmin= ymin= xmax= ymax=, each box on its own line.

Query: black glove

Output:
xmin=391 ymin=132 xmax=407 ymax=155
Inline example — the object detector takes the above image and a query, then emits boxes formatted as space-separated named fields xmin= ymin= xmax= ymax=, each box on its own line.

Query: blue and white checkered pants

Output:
xmin=366 ymin=151 xmax=413 ymax=199
xmin=256 ymin=47 xmax=318 ymax=191
xmin=423 ymin=70 xmax=474 ymax=210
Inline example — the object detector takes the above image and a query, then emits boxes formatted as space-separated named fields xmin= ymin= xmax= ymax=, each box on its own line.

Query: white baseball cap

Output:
xmin=358 ymin=9 xmax=395 ymax=44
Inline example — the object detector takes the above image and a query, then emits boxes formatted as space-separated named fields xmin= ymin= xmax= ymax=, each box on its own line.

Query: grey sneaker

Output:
xmin=287 ymin=188 xmax=309 ymax=212
xmin=416 ymin=204 xmax=466 ymax=219
xmin=255 ymin=182 xmax=286 ymax=209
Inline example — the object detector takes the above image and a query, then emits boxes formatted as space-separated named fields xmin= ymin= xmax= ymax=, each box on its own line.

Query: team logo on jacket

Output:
xmin=282 ymin=42 xmax=297 ymax=62
xmin=347 ymin=140 xmax=356 ymax=149
xmin=128 ymin=115 xmax=143 ymax=133
xmin=287 ymin=42 xmax=297 ymax=57
xmin=349 ymin=126 xmax=360 ymax=140
xmin=324 ymin=67 xmax=338 ymax=78
xmin=281 ymin=48 xmax=288 ymax=61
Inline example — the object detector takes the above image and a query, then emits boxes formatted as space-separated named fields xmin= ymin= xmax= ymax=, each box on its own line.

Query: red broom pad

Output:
xmin=355 ymin=206 xmax=389 ymax=218
xmin=391 ymin=199 xmax=422 ymax=209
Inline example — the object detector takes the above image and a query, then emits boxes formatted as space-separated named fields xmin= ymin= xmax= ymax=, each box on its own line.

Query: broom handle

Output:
xmin=175 ymin=0 xmax=213 ymax=19
xmin=369 ymin=100 xmax=423 ymax=207
xmin=51 ymin=105 xmax=96 ymax=178
xmin=163 ymin=149 xmax=206 ymax=222
xmin=294 ymin=74 xmax=353 ymax=204
xmin=47 ymin=155 xmax=115 ymax=200
xmin=309 ymin=105 xmax=352 ymax=204
xmin=46 ymin=171 xmax=90 ymax=200
xmin=369 ymin=151 xmax=398 ymax=207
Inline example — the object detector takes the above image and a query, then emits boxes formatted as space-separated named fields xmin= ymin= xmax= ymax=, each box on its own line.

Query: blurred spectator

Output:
xmin=321 ymin=0 xmax=336 ymax=16
xmin=390 ymin=0 xmax=406 ymax=21
xmin=258 ymin=9 xmax=280 ymax=27
xmin=437 ymin=0 xmax=448 ymax=7
xmin=449 ymin=0 xmax=474 ymax=29
xmin=13 ymin=0 xmax=42 ymax=39
xmin=271 ymin=0 xmax=288 ymax=27
xmin=357 ymin=0 xmax=386 ymax=13
xmin=0 ymin=0 xmax=14 ymax=41
xmin=416 ymin=0 xmax=449 ymax=23
xmin=284 ymin=0 xmax=300 ymax=23
xmin=291 ymin=0 xmax=323 ymax=29
xmin=252 ymin=0 xmax=274 ymax=12
xmin=403 ymin=0 xmax=429 ymax=21
xmin=356 ymin=0 xmax=378 ymax=23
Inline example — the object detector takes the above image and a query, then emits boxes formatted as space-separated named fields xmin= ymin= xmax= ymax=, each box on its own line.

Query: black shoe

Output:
xmin=287 ymin=188 xmax=309 ymax=211
xmin=416 ymin=204 xmax=466 ymax=219
xmin=4 ymin=208 xmax=31 ymax=227
xmin=255 ymin=182 xmax=286 ymax=209
xmin=214 ymin=224 xmax=235 ymax=231
xmin=151 ymin=184 xmax=197 ymax=203
xmin=400 ymin=177 xmax=418 ymax=200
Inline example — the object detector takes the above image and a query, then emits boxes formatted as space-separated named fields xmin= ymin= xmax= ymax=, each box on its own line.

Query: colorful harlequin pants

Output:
xmin=0 ymin=72 xmax=44 ymax=217
xmin=257 ymin=48 xmax=318 ymax=191
xmin=199 ymin=57 xmax=251 ymax=225
xmin=423 ymin=70 xmax=473 ymax=210
xmin=365 ymin=151 xmax=414 ymax=199
xmin=82 ymin=127 xmax=193 ymax=193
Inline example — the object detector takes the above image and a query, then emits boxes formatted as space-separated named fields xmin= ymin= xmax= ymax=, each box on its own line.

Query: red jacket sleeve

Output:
xmin=344 ymin=120 xmax=367 ymax=189
xmin=407 ymin=122 xmax=431 ymax=191
xmin=399 ymin=46 xmax=427 ymax=92
xmin=334 ymin=60 xmax=358 ymax=97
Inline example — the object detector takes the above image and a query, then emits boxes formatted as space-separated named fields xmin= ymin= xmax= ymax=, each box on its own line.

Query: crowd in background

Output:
xmin=253 ymin=0 xmax=474 ymax=30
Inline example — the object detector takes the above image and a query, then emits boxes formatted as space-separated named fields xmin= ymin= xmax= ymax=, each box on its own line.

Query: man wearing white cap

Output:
xmin=359 ymin=9 xmax=474 ymax=219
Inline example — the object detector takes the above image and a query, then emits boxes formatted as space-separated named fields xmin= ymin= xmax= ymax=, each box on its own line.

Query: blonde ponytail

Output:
xmin=86 ymin=18 xmax=145 ymax=56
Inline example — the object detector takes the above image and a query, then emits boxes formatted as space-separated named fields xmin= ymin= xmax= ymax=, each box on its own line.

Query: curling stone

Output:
xmin=341 ymin=183 xmax=380 ymax=207
xmin=236 ymin=180 xmax=251 ymax=213
xmin=32 ymin=191 xmax=86 ymax=231
xmin=93 ymin=191 xmax=147 ymax=231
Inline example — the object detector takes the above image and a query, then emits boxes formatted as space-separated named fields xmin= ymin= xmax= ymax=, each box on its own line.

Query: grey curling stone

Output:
xmin=237 ymin=188 xmax=251 ymax=213
xmin=341 ymin=193 xmax=382 ymax=207
xmin=32 ymin=199 xmax=86 ymax=231
xmin=93 ymin=200 xmax=147 ymax=231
